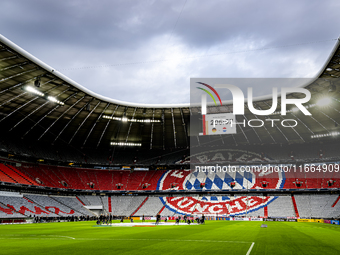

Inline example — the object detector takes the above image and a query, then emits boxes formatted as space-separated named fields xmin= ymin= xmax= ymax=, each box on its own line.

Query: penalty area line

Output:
xmin=246 ymin=242 xmax=255 ymax=255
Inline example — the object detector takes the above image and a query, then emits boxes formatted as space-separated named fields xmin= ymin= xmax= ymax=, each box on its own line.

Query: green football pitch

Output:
xmin=0 ymin=220 xmax=339 ymax=255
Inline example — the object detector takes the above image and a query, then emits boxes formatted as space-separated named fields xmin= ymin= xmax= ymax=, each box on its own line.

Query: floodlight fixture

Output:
xmin=47 ymin=96 xmax=64 ymax=105
xmin=316 ymin=97 xmax=332 ymax=107
xmin=26 ymin=86 xmax=44 ymax=96
xmin=110 ymin=142 xmax=142 ymax=146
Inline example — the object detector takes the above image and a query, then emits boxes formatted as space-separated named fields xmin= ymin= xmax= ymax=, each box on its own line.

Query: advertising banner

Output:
xmin=297 ymin=219 xmax=324 ymax=223
xmin=250 ymin=218 xmax=263 ymax=221
xmin=231 ymin=217 xmax=250 ymax=221
xmin=216 ymin=217 xmax=230 ymax=221
xmin=140 ymin=217 xmax=156 ymax=220
xmin=331 ymin=220 xmax=340 ymax=225
xmin=297 ymin=219 xmax=311 ymax=222
xmin=134 ymin=168 xmax=149 ymax=171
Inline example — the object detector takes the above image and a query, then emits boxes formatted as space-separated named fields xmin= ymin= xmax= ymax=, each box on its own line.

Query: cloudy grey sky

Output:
xmin=1 ymin=0 xmax=340 ymax=104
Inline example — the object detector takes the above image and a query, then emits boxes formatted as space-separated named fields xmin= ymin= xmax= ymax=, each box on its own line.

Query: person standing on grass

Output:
xmin=142 ymin=214 xmax=145 ymax=222
xmin=156 ymin=213 xmax=161 ymax=225
xmin=201 ymin=214 xmax=205 ymax=224
xmin=175 ymin=217 xmax=180 ymax=225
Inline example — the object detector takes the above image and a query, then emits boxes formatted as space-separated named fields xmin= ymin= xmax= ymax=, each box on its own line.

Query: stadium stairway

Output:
xmin=108 ymin=196 xmax=112 ymax=213
xmin=87 ymin=171 xmax=99 ymax=189
xmin=100 ymin=196 xmax=109 ymax=213
xmin=131 ymin=197 xmax=149 ymax=216
xmin=6 ymin=165 xmax=38 ymax=185
xmin=136 ymin=172 xmax=148 ymax=190
xmin=41 ymin=167 xmax=64 ymax=189
xmin=157 ymin=205 xmax=166 ymax=215
xmin=24 ymin=194 xmax=72 ymax=216
xmin=76 ymin=196 xmax=86 ymax=206
xmin=53 ymin=196 xmax=96 ymax=216
xmin=56 ymin=168 xmax=80 ymax=189
xmin=49 ymin=196 xmax=84 ymax=216
xmin=135 ymin=197 xmax=164 ymax=216
xmin=142 ymin=170 xmax=166 ymax=191
xmin=142 ymin=170 xmax=157 ymax=190
xmin=0 ymin=164 xmax=33 ymax=184
xmin=264 ymin=205 xmax=268 ymax=218
xmin=127 ymin=171 xmax=147 ymax=190
xmin=291 ymin=195 xmax=300 ymax=218
xmin=332 ymin=195 xmax=340 ymax=207
xmin=75 ymin=170 xmax=87 ymax=189
xmin=23 ymin=196 xmax=57 ymax=216
xmin=0 ymin=168 xmax=16 ymax=183
xmin=0 ymin=201 xmax=26 ymax=217
xmin=1 ymin=197 xmax=56 ymax=217
xmin=17 ymin=166 xmax=54 ymax=187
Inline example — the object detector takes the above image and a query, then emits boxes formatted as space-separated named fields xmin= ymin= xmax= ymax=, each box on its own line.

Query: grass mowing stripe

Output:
xmin=0 ymin=236 xmax=252 ymax=243
xmin=75 ymin=238 xmax=253 ymax=243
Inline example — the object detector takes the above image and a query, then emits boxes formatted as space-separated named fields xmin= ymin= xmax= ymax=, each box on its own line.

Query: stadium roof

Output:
xmin=0 ymin=34 xmax=340 ymax=149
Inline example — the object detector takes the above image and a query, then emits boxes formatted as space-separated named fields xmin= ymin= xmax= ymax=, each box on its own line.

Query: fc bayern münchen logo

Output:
xmin=157 ymin=168 xmax=285 ymax=216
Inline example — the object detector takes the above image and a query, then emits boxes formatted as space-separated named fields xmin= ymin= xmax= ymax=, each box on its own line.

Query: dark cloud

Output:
xmin=0 ymin=0 xmax=339 ymax=104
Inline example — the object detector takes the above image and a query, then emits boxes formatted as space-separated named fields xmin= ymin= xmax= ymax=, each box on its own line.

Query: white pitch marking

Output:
xmin=246 ymin=242 xmax=255 ymax=255
xmin=0 ymin=237 xmax=71 ymax=240
xmin=0 ymin=236 xmax=251 ymax=244
xmin=0 ymin=235 xmax=75 ymax=240
xmin=45 ymin=235 xmax=75 ymax=240
xmin=74 ymin=238 xmax=252 ymax=244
